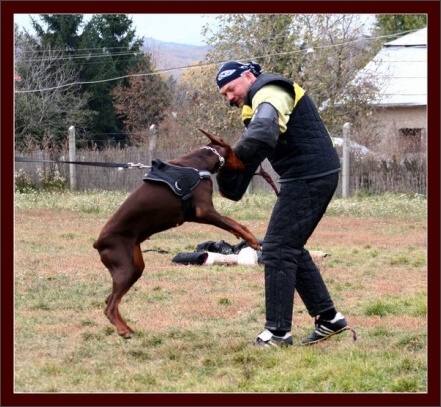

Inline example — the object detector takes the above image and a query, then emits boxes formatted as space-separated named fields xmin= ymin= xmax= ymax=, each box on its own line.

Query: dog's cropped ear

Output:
xmin=198 ymin=128 xmax=225 ymax=146
xmin=198 ymin=128 xmax=245 ymax=172
xmin=223 ymin=150 xmax=245 ymax=171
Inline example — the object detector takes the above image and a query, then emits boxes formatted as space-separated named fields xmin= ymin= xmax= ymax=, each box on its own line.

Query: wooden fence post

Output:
xmin=342 ymin=122 xmax=351 ymax=198
xmin=149 ymin=124 xmax=157 ymax=162
xmin=68 ymin=126 xmax=77 ymax=191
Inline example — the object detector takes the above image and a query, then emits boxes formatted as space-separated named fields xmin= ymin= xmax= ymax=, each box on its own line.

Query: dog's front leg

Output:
xmin=198 ymin=212 xmax=261 ymax=250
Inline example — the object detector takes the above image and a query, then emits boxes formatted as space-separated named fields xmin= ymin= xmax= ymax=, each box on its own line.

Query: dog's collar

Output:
xmin=201 ymin=146 xmax=225 ymax=170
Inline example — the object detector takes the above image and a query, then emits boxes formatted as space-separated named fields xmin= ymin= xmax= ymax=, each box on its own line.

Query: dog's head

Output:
xmin=198 ymin=128 xmax=245 ymax=172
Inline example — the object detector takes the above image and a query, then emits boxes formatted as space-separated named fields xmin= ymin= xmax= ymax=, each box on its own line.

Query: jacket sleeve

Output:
xmin=216 ymin=103 xmax=280 ymax=201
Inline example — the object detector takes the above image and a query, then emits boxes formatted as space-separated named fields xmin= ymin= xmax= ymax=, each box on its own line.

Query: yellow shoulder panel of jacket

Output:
xmin=293 ymin=82 xmax=305 ymax=107
xmin=243 ymin=84 xmax=296 ymax=134
xmin=242 ymin=105 xmax=254 ymax=123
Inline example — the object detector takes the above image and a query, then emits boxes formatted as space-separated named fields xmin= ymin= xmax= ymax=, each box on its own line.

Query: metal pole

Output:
xmin=68 ymin=126 xmax=77 ymax=190
xmin=342 ymin=122 xmax=351 ymax=198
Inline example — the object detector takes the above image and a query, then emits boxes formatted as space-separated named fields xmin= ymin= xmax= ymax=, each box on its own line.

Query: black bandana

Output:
xmin=216 ymin=61 xmax=262 ymax=89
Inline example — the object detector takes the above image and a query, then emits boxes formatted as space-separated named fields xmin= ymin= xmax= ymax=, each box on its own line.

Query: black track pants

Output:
xmin=261 ymin=173 xmax=339 ymax=332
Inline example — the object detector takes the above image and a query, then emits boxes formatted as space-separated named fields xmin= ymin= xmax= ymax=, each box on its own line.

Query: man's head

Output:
xmin=216 ymin=61 xmax=262 ymax=108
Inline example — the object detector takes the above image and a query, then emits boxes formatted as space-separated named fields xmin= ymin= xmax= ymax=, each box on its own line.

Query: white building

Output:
xmin=353 ymin=27 xmax=427 ymax=152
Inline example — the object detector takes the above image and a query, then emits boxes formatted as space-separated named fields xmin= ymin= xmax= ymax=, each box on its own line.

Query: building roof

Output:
xmin=384 ymin=27 xmax=427 ymax=47
xmin=353 ymin=27 xmax=427 ymax=107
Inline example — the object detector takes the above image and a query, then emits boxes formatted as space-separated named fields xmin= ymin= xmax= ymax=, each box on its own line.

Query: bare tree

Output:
xmin=297 ymin=14 xmax=382 ymax=139
xmin=111 ymin=57 xmax=172 ymax=147
xmin=171 ymin=14 xmax=382 ymax=146
xmin=14 ymin=25 xmax=94 ymax=150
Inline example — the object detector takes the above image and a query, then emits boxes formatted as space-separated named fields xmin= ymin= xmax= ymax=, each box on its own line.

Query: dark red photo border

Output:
xmin=2 ymin=1 xmax=439 ymax=406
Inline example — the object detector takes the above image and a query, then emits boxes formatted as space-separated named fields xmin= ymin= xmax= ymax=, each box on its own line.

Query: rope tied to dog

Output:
xmin=255 ymin=166 xmax=279 ymax=196
xmin=345 ymin=325 xmax=358 ymax=342
xmin=14 ymin=156 xmax=151 ymax=170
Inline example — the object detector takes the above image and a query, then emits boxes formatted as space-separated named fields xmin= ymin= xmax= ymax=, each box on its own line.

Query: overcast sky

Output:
xmin=14 ymin=13 xmax=379 ymax=47
xmin=14 ymin=14 xmax=221 ymax=46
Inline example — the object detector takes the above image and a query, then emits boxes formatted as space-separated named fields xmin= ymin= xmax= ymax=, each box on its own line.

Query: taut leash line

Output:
xmin=14 ymin=156 xmax=151 ymax=170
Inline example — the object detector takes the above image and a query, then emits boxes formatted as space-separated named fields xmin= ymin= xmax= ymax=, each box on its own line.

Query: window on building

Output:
xmin=398 ymin=128 xmax=423 ymax=153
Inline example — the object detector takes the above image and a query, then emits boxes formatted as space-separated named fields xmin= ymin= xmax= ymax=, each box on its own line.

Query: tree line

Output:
xmin=15 ymin=14 xmax=172 ymax=150
xmin=14 ymin=13 xmax=426 ymax=156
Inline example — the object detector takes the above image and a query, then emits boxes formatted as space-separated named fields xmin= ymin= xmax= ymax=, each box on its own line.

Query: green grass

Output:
xmin=14 ymin=190 xmax=427 ymax=221
xmin=13 ymin=191 xmax=428 ymax=393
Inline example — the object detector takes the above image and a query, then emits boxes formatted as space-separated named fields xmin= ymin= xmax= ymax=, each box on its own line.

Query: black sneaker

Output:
xmin=254 ymin=329 xmax=293 ymax=348
xmin=301 ymin=312 xmax=357 ymax=345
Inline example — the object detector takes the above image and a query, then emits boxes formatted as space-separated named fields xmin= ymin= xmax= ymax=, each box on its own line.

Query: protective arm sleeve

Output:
xmin=216 ymin=103 xmax=280 ymax=201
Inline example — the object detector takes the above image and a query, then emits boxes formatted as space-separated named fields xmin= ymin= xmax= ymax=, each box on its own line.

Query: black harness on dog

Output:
xmin=143 ymin=158 xmax=211 ymax=220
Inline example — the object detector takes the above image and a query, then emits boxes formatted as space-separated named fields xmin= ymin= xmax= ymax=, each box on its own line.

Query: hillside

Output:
xmin=142 ymin=37 xmax=210 ymax=79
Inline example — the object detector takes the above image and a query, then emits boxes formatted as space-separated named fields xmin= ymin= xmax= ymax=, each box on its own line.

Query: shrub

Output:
xmin=14 ymin=169 xmax=36 ymax=193
xmin=37 ymin=168 xmax=67 ymax=192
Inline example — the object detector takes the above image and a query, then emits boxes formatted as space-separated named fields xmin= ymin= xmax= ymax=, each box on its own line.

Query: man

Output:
xmin=215 ymin=61 xmax=355 ymax=347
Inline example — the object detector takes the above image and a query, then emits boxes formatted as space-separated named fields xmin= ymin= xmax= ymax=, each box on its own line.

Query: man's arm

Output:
xmin=216 ymin=102 xmax=279 ymax=201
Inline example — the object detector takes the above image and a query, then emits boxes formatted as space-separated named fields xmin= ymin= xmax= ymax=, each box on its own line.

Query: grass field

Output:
xmin=13 ymin=191 xmax=428 ymax=394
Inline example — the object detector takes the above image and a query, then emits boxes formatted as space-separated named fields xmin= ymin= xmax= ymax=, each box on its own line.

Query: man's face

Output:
xmin=219 ymin=73 xmax=254 ymax=108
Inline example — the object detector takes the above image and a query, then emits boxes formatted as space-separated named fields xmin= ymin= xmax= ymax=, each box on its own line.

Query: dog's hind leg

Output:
xmin=99 ymin=242 xmax=145 ymax=338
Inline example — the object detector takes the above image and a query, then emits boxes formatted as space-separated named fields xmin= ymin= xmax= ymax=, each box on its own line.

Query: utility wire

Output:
xmin=14 ymin=30 xmax=413 ymax=63
xmin=14 ymin=29 xmax=423 ymax=94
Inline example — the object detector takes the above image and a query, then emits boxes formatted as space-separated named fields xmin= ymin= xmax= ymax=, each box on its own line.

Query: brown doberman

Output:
xmin=93 ymin=129 xmax=261 ymax=338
